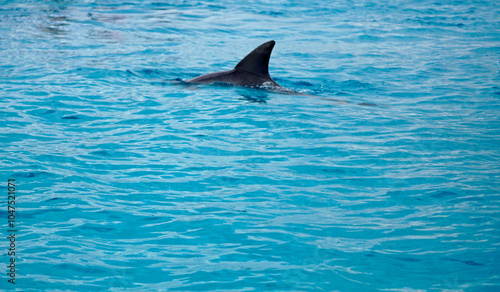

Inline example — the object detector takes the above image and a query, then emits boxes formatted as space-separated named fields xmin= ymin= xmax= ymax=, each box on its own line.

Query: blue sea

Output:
xmin=1 ymin=0 xmax=499 ymax=291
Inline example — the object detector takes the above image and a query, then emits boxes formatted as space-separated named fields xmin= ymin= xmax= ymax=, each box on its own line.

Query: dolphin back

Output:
xmin=187 ymin=40 xmax=279 ymax=87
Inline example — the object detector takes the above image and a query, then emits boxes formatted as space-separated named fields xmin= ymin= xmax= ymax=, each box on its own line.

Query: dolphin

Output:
xmin=187 ymin=40 xmax=281 ymax=88
xmin=186 ymin=40 xmax=379 ymax=106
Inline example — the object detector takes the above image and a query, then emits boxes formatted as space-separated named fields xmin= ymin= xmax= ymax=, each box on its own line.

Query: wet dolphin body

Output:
xmin=187 ymin=40 xmax=378 ymax=106
xmin=187 ymin=40 xmax=281 ymax=88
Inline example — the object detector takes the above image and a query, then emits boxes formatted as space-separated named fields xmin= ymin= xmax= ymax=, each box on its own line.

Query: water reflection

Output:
xmin=236 ymin=90 xmax=270 ymax=103
xmin=38 ymin=14 xmax=70 ymax=36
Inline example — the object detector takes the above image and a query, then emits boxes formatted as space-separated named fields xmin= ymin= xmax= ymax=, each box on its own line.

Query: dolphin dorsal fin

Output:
xmin=234 ymin=40 xmax=275 ymax=79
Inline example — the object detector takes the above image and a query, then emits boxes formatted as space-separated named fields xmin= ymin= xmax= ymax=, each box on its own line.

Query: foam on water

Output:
xmin=1 ymin=0 xmax=499 ymax=291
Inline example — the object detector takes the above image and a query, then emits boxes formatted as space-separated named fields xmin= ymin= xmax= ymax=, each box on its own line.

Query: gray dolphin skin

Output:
xmin=187 ymin=40 xmax=281 ymax=88
xmin=186 ymin=40 xmax=378 ymax=106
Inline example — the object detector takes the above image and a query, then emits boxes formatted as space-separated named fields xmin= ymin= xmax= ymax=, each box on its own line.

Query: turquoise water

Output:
xmin=1 ymin=0 xmax=499 ymax=291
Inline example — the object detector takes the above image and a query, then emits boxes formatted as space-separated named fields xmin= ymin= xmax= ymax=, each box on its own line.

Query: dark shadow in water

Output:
xmin=36 ymin=0 xmax=75 ymax=36
xmin=446 ymin=258 xmax=484 ymax=266
xmin=236 ymin=93 xmax=269 ymax=104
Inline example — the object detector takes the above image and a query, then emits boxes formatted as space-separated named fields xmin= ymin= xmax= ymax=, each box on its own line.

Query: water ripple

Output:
xmin=1 ymin=0 xmax=499 ymax=291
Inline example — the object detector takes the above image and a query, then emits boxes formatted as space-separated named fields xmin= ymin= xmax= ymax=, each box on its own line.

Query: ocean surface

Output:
xmin=1 ymin=0 xmax=499 ymax=291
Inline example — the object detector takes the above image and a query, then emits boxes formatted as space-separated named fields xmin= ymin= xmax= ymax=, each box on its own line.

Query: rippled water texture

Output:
xmin=1 ymin=0 xmax=499 ymax=291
